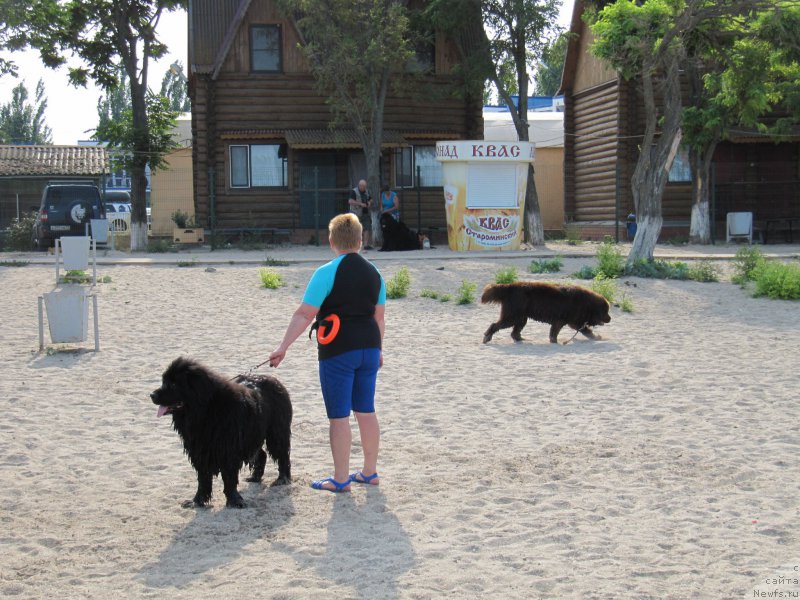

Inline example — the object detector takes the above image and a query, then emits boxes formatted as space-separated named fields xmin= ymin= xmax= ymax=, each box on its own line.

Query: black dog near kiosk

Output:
xmin=379 ymin=213 xmax=422 ymax=252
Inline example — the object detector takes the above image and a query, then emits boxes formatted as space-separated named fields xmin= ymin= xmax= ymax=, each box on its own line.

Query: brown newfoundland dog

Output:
xmin=481 ymin=281 xmax=611 ymax=344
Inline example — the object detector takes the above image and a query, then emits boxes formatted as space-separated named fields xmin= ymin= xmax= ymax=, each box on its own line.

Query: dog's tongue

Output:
xmin=157 ymin=405 xmax=169 ymax=418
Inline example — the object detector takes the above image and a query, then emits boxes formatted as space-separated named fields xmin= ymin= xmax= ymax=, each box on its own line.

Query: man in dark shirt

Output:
xmin=348 ymin=179 xmax=373 ymax=249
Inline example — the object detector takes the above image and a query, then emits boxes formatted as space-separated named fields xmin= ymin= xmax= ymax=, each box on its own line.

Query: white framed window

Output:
xmin=230 ymin=144 xmax=287 ymax=188
xmin=392 ymin=145 xmax=444 ymax=188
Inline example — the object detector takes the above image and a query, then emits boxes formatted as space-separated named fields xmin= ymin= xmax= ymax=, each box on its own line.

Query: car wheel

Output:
xmin=66 ymin=200 xmax=92 ymax=225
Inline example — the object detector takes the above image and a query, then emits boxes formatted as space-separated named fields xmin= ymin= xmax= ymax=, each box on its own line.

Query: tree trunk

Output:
xmin=523 ymin=165 xmax=545 ymax=245
xmin=688 ymin=142 xmax=717 ymax=244
xmin=626 ymin=55 xmax=683 ymax=267
xmin=364 ymin=140 xmax=382 ymax=247
xmin=125 ymin=42 xmax=149 ymax=251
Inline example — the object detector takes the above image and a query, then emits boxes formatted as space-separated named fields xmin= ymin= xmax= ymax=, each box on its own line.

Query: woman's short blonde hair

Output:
xmin=328 ymin=213 xmax=362 ymax=252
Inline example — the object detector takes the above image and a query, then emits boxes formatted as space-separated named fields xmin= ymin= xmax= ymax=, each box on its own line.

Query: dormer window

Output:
xmin=251 ymin=25 xmax=282 ymax=73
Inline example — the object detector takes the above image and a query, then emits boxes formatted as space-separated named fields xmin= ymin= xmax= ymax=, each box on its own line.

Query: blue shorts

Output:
xmin=318 ymin=348 xmax=381 ymax=419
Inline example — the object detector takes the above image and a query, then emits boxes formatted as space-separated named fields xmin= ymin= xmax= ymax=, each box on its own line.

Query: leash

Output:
xmin=562 ymin=322 xmax=589 ymax=345
xmin=229 ymin=358 xmax=272 ymax=381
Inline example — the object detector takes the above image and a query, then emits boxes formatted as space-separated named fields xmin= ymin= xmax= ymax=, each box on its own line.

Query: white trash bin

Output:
xmin=43 ymin=288 xmax=90 ymax=343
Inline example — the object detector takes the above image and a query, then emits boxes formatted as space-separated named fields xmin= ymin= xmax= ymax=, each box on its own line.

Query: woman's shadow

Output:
xmin=276 ymin=486 xmax=416 ymax=599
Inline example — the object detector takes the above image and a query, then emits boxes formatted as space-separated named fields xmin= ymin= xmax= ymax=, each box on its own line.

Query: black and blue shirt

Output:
xmin=302 ymin=252 xmax=386 ymax=360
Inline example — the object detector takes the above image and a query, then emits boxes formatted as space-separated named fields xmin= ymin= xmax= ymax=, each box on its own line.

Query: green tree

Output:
xmin=534 ymin=31 xmax=568 ymax=96
xmin=0 ymin=78 xmax=52 ymax=144
xmin=160 ymin=60 xmax=189 ymax=113
xmin=96 ymin=66 xmax=132 ymax=135
xmin=427 ymin=0 xmax=562 ymax=247
xmin=8 ymin=0 xmax=186 ymax=251
xmin=279 ymin=0 xmax=415 ymax=246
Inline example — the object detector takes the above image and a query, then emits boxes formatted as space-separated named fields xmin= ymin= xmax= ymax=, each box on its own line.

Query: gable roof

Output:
xmin=0 ymin=145 xmax=109 ymax=177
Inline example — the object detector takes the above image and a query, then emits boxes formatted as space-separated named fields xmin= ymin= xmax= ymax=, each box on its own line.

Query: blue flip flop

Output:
xmin=349 ymin=471 xmax=380 ymax=485
xmin=310 ymin=477 xmax=350 ymax=493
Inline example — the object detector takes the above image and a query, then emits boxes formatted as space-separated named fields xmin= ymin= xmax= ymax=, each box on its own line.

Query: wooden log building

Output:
xmin=561 ymin=0 xmax=800 ymax=243
xmin=187 ymin=0 xmax=483 ymax=241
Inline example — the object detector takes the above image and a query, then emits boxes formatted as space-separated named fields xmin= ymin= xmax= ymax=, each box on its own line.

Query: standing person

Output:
xmin=269 ymin=213 xmax=385 ymax=493
xmin=349 ymin=179 xmax=373 ymax=249
xmin=379 ymin=184 xmax=400 ymax=221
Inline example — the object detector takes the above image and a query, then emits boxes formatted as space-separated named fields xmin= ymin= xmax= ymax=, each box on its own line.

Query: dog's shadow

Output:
xmin=137 ymin=483 xmax=295 ymax=589
xmin=273 ymin=487 xmax=416 ymax=599
xmin=484 ymin=338 xmax=621 ymax=357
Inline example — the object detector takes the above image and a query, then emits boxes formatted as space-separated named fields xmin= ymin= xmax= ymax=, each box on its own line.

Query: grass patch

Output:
xmin=627 ymin=259 xmax=690 ymax=280
xmin=590 ymin=275 xmax=617 ymax=304
xmin=61 ymin=270 xmax=91 ymax=284
xmin=439 ymin=293 xmax=452 ymax=302
xmin=419 ymin=288 xmax=439 ymax=299
xmin=386 ymin=267 xmax=411 ymax=299
xmin=264 ymin=256 xmax=291 ymax=267
xmin=732 ymin=246 xmax=765 ymax=284
xmin=686 ymin=260 xmax=720 ymax=283
xmin=0 ymin=260 xmax=29 ymax=267
xmin=456 ymin=280 xmax=477 ymax=305
xmin=177 ymin=259 xmax=197 ymax=268
xmin=529 ymin=256 xmax=563 ymax=274
xmin=259 ymin=268 xmax=284 ymax=289
xmin=574 ymin=265 xmax=597 ymax=280
xmin=494 ymin=267 xmax=518 ymax=284
xmin=752 ymin=260 xmax=800 ymax=300
xmin=595 ymin=238 xmax=625 ymax=278
xmin=147 ymin=239 xmax=177 ymax=253
xmin=618 ymin=292 xmax=634 ymax=313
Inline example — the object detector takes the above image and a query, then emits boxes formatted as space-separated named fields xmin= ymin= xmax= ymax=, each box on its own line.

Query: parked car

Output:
xmin=31 ymin=183 xmax=106 ymax=250
xmin=105 ymin=201 xmax=132 ymax=232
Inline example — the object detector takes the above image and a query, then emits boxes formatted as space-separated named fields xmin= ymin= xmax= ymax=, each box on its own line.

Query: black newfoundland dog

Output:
xmin=150 ymin=357 xmax=292 ymax=508
xmin=380 ymin=213 xmax=422 ymax=251
xmin=481 ymin=281 xmax=611 ymax=344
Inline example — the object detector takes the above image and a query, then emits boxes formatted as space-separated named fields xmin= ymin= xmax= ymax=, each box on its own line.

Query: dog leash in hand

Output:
xmin=230 ymin=358 xmax=272 ymax=380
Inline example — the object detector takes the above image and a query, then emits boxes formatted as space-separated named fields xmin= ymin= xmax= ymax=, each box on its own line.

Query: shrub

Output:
xmin=494 ymin=267 xmax=518 ymax=284
xmin=5 ymin=211 xmax=37 ymax=251
xmin=595 ymin=239 xmax=625 ymax=278
xmin=61 ymin=270 xmax=91 ymax=284
xmin=618 ymin=292 xmax=634 ymax=313
xmin=439 ymin=293 xmax=452 ymax=302
xmin=264 ymin=256 xmax=291 ymax=267
xmin=752 ymin=261 xmax=800 ymax=300
xmin=732 ymin=246 xmax=765 ymax=284
xmin=386 ymin=267 xmax=411 ymax=299
xmin=628 ymin=259 xmax=689 ymax=280
xmin=419 ymin=288 xmax=439 ymax=299
xmin=574 ymin=265 xmax=597 ymax=280
xmin=171 ymin=209 xmax=189 ymax=228
xmin=590 ymin=275 xmax=617 ymax=304
xmin=456 ymin=280 xmax=477 ymax=305
xmin=686 ymin=260 xmax=719 ymax=283
xmin=259 ymin=268 xmax=284 ymax=289
xmin=529 ymin=256 xmax=563 ymax=274
xmin=147 ymin=239 xmax=177 ymax=253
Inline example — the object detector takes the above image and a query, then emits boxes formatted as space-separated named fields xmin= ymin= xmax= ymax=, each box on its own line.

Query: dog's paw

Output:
xmin=245 ymin=475 xmax=263 ymax=483
xmin=225 ymin=493 xmax=247 ymax=508
xmin=270 ymin=475 xmax=292 ymax=487
xmin=182 ymin=499 xmax=211 ymax=509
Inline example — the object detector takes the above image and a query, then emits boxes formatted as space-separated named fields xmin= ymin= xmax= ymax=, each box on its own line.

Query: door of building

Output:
xmin=298 ymin=152 xmax=338 ymax=229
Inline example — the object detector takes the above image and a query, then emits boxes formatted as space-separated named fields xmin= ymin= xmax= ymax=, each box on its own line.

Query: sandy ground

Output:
xmin=1 ymin=246 xmax=799 ymax=599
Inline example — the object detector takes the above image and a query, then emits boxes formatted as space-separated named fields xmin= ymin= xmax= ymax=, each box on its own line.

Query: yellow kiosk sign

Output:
xmin=436 ymin=140 xmax=535 ymax=251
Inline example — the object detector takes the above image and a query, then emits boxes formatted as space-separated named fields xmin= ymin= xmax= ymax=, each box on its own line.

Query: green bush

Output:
xmin=259 ymin=268 xmax=284 ymax=289
xmin=732 ymin=246 xmax=765 ymax=284
xmin=618 ymin=292 xmax=634 ymax=313
xmin=386 ymin=267 xmax=411 ymax=299
xmin=686 ymin=260 xmax=719 ymax=283
xmin=627 ymin=258 xmax=689 ymax=280
xmin=529 ymin=256 xmax=563 ymax=274
xmin=419 ymin=288 xmax=439 ymax=299
xmin=595 ymin=239 xmax=625 ymax=278
xmin=574 ymin=265 xmax=597 ymax=280
xmin=494 ymin=267 xmax=518 ymax=284
xmin=456 ymin=280 xmax=477 ymax=305
xmin=439 ymin=293 xmax=452 ymax=302
xmin=147 ymin=238 xmax=177 ymax=253
xmin=5 ymin=211 xmax=37 ymax=251
xmin=590 ymin=275 xmax=617 ymax=304
xmin=752 ymin=261 xmax=800 ymax=300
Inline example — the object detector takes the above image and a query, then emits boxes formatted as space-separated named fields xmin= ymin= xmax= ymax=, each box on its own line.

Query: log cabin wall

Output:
xmin=189 ymin=0 xmax=482 ymax=232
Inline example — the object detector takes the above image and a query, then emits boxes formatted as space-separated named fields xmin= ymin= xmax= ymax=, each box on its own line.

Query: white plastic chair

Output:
xmin=726 ymin=212 xmax=753 ymax=244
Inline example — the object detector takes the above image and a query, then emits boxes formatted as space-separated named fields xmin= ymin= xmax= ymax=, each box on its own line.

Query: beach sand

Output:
xmin=1 ymin=249 xmax=798 ymax=598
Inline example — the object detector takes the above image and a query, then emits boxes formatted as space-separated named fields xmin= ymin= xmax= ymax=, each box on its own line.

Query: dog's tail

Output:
xmin=480 ymin=283 xmax=512 ymax=304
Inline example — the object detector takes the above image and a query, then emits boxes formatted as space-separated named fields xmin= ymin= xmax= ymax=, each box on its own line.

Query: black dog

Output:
xmin=482 ymin=281 xmax=611 ymax=344
xmin=151 ymin=357 xmax=292 ymax=508
xmin=380 ymin=213 xmax=422 ymax=251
